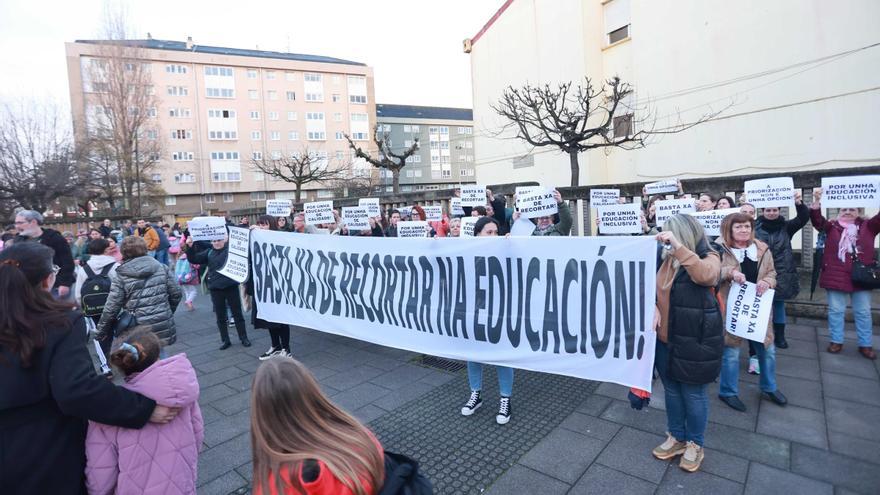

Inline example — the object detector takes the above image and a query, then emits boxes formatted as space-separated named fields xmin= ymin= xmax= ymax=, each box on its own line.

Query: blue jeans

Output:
xmin=467 ymin=362 xmax=514 ymax=397
xmin=720 ymin=343 xmax=777 ymax=396
xmin=154 ymin=248 xmax=169 ymax=265
xmin=772 ymin=299 xmax=786 ymax=325
xmin=827 ymin=290 xmax=873 ymax=347
xmin=655 ymin=341 xmax=709 ymax=446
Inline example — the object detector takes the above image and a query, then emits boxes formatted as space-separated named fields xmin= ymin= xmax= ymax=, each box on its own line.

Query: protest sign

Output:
xmin=517 ymin=189 xmax=558 ymax=219
xmin=250 ymin=231 xmax=659 ymax=390
xmin=217 ymin=226 xmax=251 ymax=283
xmin=304 ymin=201 xmax=334 ymax=225
xmin=227 ymin=226 xmax=250 ymax=257
xmin=590 ymin=189 xmax=620 ymax=206
xmin=265 ymin=199 xmax=292 ymax=217
xmin=820 ymin=175 xmax=880 ymax=209
xmin=597 ymin=203 xmax=642 ymax=234
xmin=460 ymin=217 xmax=479 ymax=237
xmin=397 ymin=221 xmax=429 ymax=238
xmin=460 ymin=185 xmax=487 ymax=207
xmin=644 ymin=179 xmax=679 ymax=195
xmin=342 ymin=207 xmax=371 ymax=231
xmin=744 ymin=177 xmax=794 ymax=208
xmin=187 ymin=216 xmax=228 ymax=241
xmin=655 ymin=198 xmax=696 ymax=227
xmin=359 ymin=198 xmax=381 ymax=217
xmin=725 ymin=281 xmax=773 ymax=343
xmin=515 ymin=185 xmax=542 ymax=210
xmin=398 ymin=206 xmax=413 ymax=219
xmin=510 ymin=216 xmax=536 ymax=237
xmin=423 ymin=206 xmax=443 ymax=221
xmin=450 ymin=197 xmax=465 ymax=216
xmin=691 ymin=208 xmax=740 ymax=236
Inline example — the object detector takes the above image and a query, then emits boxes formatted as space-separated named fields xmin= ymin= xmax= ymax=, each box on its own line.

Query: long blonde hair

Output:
xmin=251 ymin=358 xmax=384 ymax=495
xmin=661 ymin=214 xmax=709 ymax=269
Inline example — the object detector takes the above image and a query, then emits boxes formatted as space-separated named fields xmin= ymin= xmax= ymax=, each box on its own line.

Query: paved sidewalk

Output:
xmin=164 ymin=294 xmax=880 ymax=494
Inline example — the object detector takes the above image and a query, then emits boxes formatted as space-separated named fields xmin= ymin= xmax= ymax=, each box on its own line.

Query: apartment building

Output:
xmin=375 ymin=104 xmax=475 ymax=192
xmin=66 ymin=38 xmax=376 ymax=216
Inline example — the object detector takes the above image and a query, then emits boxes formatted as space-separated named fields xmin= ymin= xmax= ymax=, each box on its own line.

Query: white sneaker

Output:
xmin=258 ymin=346 xmax=278 ymax=361
xmin=496 ymin=397 xmax=511 ymax=425
xmin=461 ymin=390 xmax=482 ymax=416
xmin=748 ymin=356 xmax=760 ymax=375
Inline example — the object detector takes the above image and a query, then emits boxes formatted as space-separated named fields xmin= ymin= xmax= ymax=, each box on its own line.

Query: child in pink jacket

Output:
xmin=86 ymin=327 xmax=204 ymax=495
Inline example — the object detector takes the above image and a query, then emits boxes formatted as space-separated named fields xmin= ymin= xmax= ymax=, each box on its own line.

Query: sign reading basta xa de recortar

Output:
xmin=247 ymin=231 xmax=659 ymax=391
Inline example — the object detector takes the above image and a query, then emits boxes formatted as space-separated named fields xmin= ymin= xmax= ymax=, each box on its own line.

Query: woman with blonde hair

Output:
xmin=251 ymin=358 xmax=385 ymax=495
xmin=651 ymin=213 xmax=723 ymax=473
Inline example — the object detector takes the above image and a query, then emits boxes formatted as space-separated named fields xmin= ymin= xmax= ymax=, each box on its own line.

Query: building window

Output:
xmin=254 ymin=171 xmax=264 ymax=181
xmin=165 ymin=64 xmax=187 ymax=74
xmin=351 ymin=132 xmax=367 ymax=141
xmin=247 ymin=69 xmax=258 ymax=78
xmin=169 ymin=108 xmax=191 ymax=118
xmin=457 ymin=126 xmax=472 ymax=135
xmin=306 ymin=112 xmax=324 ymax=121
xmin=335 ymin=150 xmax=344 ymax=160
xmin=350 ymin=113 xmax=368 ymax=122
xmin=144 ymin=129 xmax=158 ymax=140
xmin=223 ymin=193 xmax=234 ymax=203
xmin=150 ymin=173 xmax=162 ymax=183
xmin=304 ymin=73 xmax=322 ymax=82
xmin=270 ymin=150 xmax=282 ymax=160
xmin=335 ymin=131 xmax=343 ymax=140
xmin=250 ymin=191 xmax=267 ymax=201
xmin=270 ymin=131 xmax=280 ymax=141
xmin=203 ymin=194 xmax=215 ymax=203
xmin=305 ymin=93 xmax=323 ymax=102
xmin=207 ymin=109 xmax=236 ymax=118
xmin=441 ymin=170 xmax=451 ymax=178
xmin=332 ymin=94 xmax=341 ymax=103
xmin=317 ymin=189 xmax=334 ymax=198
xmin=265 ymin=71 xmax=276 ymax=80
xmin=212 ymin=172 xmax=241 ymax=183
xmin=349 ymin=95 xmax=367 ymax=104
xmin=604 ymin=0 xmax=631 ymax=45
xmin=165 ymin=196 xmax=177 ymax=206
xmin=331 ymin=75 xmax=341 ymax=85
xmin=285 ymin=71 xmax=295 ymax=81
xmin=288 ymin=131 xmax=299 ymax=140
xmin=204 ymin=66 xmax=234 ymax=77
xmin=172 ymin=151 xmax=194 ymax=161
xmin=307 ymin=131 xmax=326 ymax=141
xmin=403 ymin=125 xmax=411 ymax=133
xmin=411 ymin=125 xmax=420 ymax=133
xmin=167 ymin=86 xmax=188 ymax=96
xmin=267 ymin=90 xmax=278 ymax=101
xmin=251 ymin=130 xmax=262 ymax=140
xmin=171 ymin=129 xmax=192 ymax=140
xmin=174 ymin=173 xmax=195 ymax=183
xmin=333 ymin=113 xmax=342 ymax=122
xmin=208 ymin=130 xmax=238 ymax=140
xmin=248 ymin=90 xmax=259 ymax=100
xmin=439 ymin=126 xmax=449 ymax=135
xmin=287 ymin=111 xmax=297 ymax=121
xmin=286 ymin=91 xmax=296 ymax=101
xmin=250 ymin=110 xmax=260 ymax=120
xmin=252 ymin=151 xmax=263 ymax=160
xmin=206 ymin=88 xmax=235 ymax=98
xmin=268 ymin=111 xmax=279 ymax=121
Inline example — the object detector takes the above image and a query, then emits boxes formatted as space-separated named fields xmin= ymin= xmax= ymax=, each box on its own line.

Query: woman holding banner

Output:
xmin=652 ymin=214 xmax=723 ymax=473
xmin=248 ymin=216 xmax=292 ymax=360
xmin=460 ymin=217 xmax=514 ymax=425
xmin=810 ymin=189 xmax=879 ymax=360
xmin=716 ymin=213 xmax=788 ymax=412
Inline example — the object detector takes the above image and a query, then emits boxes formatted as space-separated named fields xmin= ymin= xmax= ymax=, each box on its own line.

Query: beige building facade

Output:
xmin=66 ymin=38 xmax=377 ymax=216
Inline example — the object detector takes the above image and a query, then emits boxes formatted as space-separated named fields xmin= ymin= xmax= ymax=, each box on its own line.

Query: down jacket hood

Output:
xmin=117 ymin=255 xmax=164 ymax=279
xmin=123 ymin=354 xmax=199 ymax=407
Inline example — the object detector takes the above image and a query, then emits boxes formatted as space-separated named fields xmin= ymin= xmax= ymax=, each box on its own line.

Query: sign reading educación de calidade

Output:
xmin=249 ymin=231 xmax=659 ymax=391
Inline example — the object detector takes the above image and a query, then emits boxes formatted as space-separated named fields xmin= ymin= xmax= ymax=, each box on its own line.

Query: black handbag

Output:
xmin=112 ymin=310 xmax=138 ymax=336
xmin=851 ymin=251 xmax=880 ymax=289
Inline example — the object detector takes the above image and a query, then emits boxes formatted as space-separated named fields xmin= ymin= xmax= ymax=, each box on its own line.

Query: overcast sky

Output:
xmin=0 ymin=0 xmax=501 ymax=110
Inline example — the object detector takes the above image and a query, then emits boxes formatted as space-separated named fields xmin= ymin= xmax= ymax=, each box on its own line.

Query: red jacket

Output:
xmin=810 ymin=208 xmax=880 ymax=292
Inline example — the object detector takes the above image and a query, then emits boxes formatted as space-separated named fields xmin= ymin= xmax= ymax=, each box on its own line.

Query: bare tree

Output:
xmin=493 ymin=76 xmax=723 ymax=187
xmin=0 ymin=101 xmax=84 ymax=213
xmin=249 ymin=148 xmax=346 ymax=203
xmin=345 ymin=125 xmax=419 ymax=194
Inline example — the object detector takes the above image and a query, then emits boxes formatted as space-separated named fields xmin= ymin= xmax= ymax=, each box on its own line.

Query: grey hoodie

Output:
xmin=95 ymin=255 xmax=182 ymax=344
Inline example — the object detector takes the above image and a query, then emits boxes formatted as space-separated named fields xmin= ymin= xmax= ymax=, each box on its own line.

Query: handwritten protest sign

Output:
xmin=460 ymin=185 xmax=487 ymax=207
xmin=655 ymin=198 xmax=696 ymax=227
xmin=725 ymin=281 xmax=773 ymax=343
xmin=590 ymin=189 xmax=620 ymax=206
xmin=692 ymin=208 xmax=740 ymax=236
xmin=265 ymin=199 xmax=292 ymax=217
xmin=187 ymin=216 xmax=228 ymax=241
xmin=304 ymin=201 xmax=334 ymax=225
xmin=820 ymin=175 xmax=880 ymax=209
xmin=227 ymin=226 xmax=250 ymax=257
xmin=358 ymin=198 xmax=381 ymax=217
xmin=450 ymin=197 xmax=465 ymax=216
xmin=423 ymin=206 xmax=443 ymax=221
xmin=460 ymin=217 xmax=478 ymax=237
xmin=744 ymin=177 xmax=794 ymax=208
xmin=397 ymin=221 xmax=429 ymax=238
xmin=517 ymin=189 xmax=558 ymax=218
xmin=644 ymin=179 xmax=679 ymax=195
xmin=342 ymin=207 xmax=370 ymax=231
xmin=217 ymin=226 xmax=250 ymax=283
xmin=597 ymin=203 xmax=642 ymax=234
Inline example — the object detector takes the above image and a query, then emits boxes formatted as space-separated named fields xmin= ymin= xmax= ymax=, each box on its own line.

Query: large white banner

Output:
xmin=250 ymin=232 xmax=659 ymax=390
xmin=725 ymin=281 xmax=773 ymax=343
xmin=820 ymin=175 xmax=880 ymax=209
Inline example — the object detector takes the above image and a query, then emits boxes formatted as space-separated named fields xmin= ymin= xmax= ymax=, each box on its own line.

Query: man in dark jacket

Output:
xmin=98 ymin=218 xmax=113 ymax=238
xmin=13 ymin=209 xmax=76 ymax=300
xmin=152 ymin=223 xmax=171 ymax=266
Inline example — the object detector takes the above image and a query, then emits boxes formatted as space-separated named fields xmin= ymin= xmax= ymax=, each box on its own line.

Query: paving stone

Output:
xmin=364 ymin=354 xmax=408 ymax=371
xmin=332 ymin=382 xmax=392 ymax=412
xmin=791 ymin=443 xmax=880 ymax=493
xmin=774 ymin=374 xmax=824 ymax=411
xmin=371 ymin=363 xmax=435 ymax=390
xmin=745 ymin=462 xmax=833 ymax=495
xmin=198 ymin=365 xmax=249 ymax=389
xmin=657 ymin=466 xmax=743 ymax=495
xmin=594 ymin=381 xmax=630 ymax=400
xmin=198 ymin=383 xmax=238 ymax=405
xmin=418 ymin=369 xmax=457 ymax=387
xmin=320 ymin=364 xmax=387 ymax=391
xmin=600 ymin=399 xmax=669 ymax=436
xmin=703 ymin=422 xmax=790 ymax=469
xmin=354 ymin=404 xmax=389 ymax=424
xmin=784 ymin=324 xmax=819 ymax=342
xmin=196 ymin=470 xmax=248 ymax=495
xmin=518 ymin=428 xmax=605 ymax=483
xmin=776 ymin=336 xmax=819 ymax=359
xmin=708 ymin=381 xmax=760 ymax=431
xmin=819 ymin=351 xmax=879 ymax=379
xmin=372 ymin=381 xmax=437 ymax=411
xmin=197 ymin=433 xmax=252 ymax=485
xmin=775 ymin=354 xmax=821 ymax=381
xmin=698 ymin=448 xmax=750 ymax=483
xmin=199 ymin=404 xmax=225 ymax=426
xmin=828 ymin=430 xmax=880 ymax=466
xmin=233 ymin=358 xmax=262 ymax=374
xmin=757 ymin=402 xmax=827 ymax=449
xmin=558 ymin=411 xmax=621 ymax=441
xmin=484 ymin=465 xmax=570 ymax=495
xmin=595 ymin=427 xmax=668 ymax=484
xmin=211 ymin=390 xmax=252 ymax=416
xmin=202 ymin=408 xmax=251 ymax=448
xmin=194 ymin=351 xmax=255 ymax=375
xmin=825 ymin=398 xmax=880 ymax=442
xmin=224 ymin=373 xmax=254 ymax=392
xmin=822 ymin=371 xmax=880 ymax=407
xmin=576 ymin=394 xmax=613 ymax=416
xmin=569 ymin=463 xmax=656 ymax=495
xmin=234 ymin=461 xmax=254 ymax=483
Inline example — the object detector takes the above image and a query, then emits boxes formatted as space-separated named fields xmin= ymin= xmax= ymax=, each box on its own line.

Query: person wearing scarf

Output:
xmin=810 ymin=189 xmax=880 ymax=360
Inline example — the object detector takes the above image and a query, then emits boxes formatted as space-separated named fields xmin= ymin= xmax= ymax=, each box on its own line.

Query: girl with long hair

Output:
xmin=251 ymin=358 xmax=385 ymax=495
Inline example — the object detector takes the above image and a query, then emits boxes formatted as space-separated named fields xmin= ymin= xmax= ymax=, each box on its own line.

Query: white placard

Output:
xmin=725 ymin=281 xmax=774 ymax=343
xmin=359 ymin=198 xmax=381 ymax=217
xmin=227 ymin=227 xmax=251 ymax=258
xmin=460 ymin=185 xmax=487 ymax=207
xmin=510 ymin=217 xmax=536 ymax=237
xmin=590 ymin=189 xmax=620 ymax=206
xmin=265 ymin=199 xmax=292 ymax=217
xmin=342 ymin=207 xmax=371 ymax=231
xmin=460 ymin=217 xmax=479 ymax=237
xmin=218 ymin=226 xmax=251 ymax=283
xmin=655 ymin=199 xmax=696 ymax=227
xmin=398 ymin=206 xmax=413 ymax=219
xmin=423 ymin=206 xmax=443 ymax=222
xmin=397 ymin=221 xmax=429 ymax=238
xmin=517 ymin=189 xmax=558 ymax=219
xmin=515 ymin=186 xmax=542 ymax=210
xmin=691 ymin=208 xmax=740 ymax=237
xmin=187 ymin=216 xmax=228 ymax=241
xmin=304 ymin=201 xmax=334 ymax=225
xmin=450 ymin=197 xmax=465 ymax=216
xmin=644 ymin=179 xmax=679 ymax=195
xmin=820 ymin=175 xmax=880 ymax=209
xmin=744 ymin=177 xmax=794 ymax=208
xmin=597 ymin=203 xmax=642 ymax=234
xmin=250 ymin=231 xmax=659 ymax=391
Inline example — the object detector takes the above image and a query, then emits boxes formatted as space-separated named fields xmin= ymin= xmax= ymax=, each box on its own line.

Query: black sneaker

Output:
xmin=460 ymin=390 xmax=482 ymax=416
xmin=219 ymin=341 xmax=232 ymax=350
xmin=719 ymin=395 xmax=747 ymax=412
xmin=259 ymin=346 xmax=278 ymax=361
xmin=496 ymin=396 xmax=511 ymax=425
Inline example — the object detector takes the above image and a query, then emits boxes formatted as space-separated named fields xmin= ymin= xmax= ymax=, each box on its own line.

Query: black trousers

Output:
xmin=210 ymin=285 xmax=247 ymax=343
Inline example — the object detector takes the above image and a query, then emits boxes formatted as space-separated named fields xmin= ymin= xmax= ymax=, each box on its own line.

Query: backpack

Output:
xmin=168 ymin=236 xmax=181 ymax=254
xmin=377 ymin=451 xmax=433 ymax=495
xmin=175 ymin=256 xmax=198 ymax=284
xmin=80 ymin=264 xmax=115 ymax=317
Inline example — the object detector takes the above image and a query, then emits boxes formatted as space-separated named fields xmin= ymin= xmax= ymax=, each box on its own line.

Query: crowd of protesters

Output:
xmin=0 ymin=179 xmax=877 ymax=494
